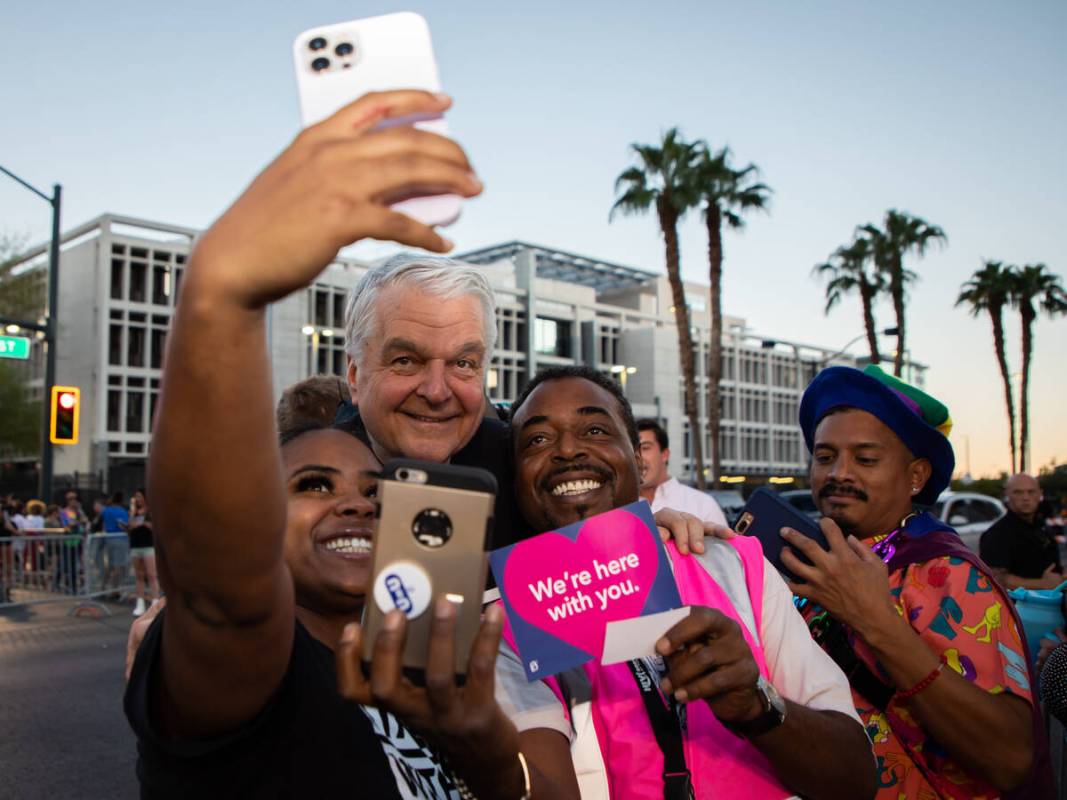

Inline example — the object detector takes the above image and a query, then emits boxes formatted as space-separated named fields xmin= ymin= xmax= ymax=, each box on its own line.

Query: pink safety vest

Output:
xmin=503 ymin=536 xmax=793 ymax=800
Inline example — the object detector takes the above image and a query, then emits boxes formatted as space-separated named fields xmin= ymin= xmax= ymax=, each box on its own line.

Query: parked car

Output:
xmin=932 ymin=491 xmax=1006 ymax=553
xmin=778 ymin=489 xmax=821 ymax=522
xmin=703 ymin=490 xmax=746 ymax=528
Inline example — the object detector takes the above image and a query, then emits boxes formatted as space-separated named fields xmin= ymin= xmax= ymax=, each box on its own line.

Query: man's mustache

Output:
xmin=819 ymin=482 xmax=869 ymax=502
xmin=541 ymin=463 xmax=613 ymax=492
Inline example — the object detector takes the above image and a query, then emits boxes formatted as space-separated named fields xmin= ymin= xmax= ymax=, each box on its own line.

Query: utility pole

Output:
xmin=0 ymin=165 xmax=62 ymax=502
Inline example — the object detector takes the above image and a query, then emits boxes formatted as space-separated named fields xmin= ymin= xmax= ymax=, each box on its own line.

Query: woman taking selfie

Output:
xmin=124 ymin=90 xmax=575 ymax=799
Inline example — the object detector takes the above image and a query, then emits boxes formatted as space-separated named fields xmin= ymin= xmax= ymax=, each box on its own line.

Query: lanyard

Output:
xmin=627 ymin=658 xmax=694 ymax=800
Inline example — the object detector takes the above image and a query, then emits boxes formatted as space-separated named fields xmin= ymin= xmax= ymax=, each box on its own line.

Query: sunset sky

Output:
xmin=2 ymin=1 xmax=1064 ymax=477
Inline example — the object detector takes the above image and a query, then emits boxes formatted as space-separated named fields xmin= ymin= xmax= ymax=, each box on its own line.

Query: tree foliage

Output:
xmin=860 ymin=210 xmax=947 ymax=377
xmin=956 ymin=260 xmax=1018 ymax=472
xmin=695 ymin=145 xmax=770 ymax=483
xmin=612 ymin=128 xmax=707 ymax=487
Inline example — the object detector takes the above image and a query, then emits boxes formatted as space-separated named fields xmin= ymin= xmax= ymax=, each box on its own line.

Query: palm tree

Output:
xmin=611 ymin=128 xmax=706 ymax=487
xmin=1009 ymin=264 xmax=1067 ymax=471
xmin=860 ymin=210 xmax=947 ymax=376
xmin=814 ymin=237 xmax=886 ymax=364
xmin=695 ymin=145 xmax=771 ymax=484
xmin=956 ymin=261 xmax=1018 ymax=472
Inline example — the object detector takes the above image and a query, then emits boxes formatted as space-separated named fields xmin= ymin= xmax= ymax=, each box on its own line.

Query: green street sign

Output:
xmin=0 ymin=335 xmax=31 ymax=360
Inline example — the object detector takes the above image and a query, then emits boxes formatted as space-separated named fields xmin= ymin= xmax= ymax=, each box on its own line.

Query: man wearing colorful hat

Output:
xmin=780 ymin=365 xmax=1052 ymax=799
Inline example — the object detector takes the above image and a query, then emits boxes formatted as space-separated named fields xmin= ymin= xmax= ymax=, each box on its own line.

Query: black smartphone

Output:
xmin=735 ymin=487 xmax=829 ymax=582
xmin=362 ymin=459 xmax=496 ymax=682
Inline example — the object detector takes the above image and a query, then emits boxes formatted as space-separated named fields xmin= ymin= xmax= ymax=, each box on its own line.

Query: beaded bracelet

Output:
xmin=897 ymin=662 xmax=945 ymax=700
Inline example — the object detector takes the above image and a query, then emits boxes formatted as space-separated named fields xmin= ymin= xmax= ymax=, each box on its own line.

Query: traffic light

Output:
xmin=50 ymin=386 xmax=80 ymax=445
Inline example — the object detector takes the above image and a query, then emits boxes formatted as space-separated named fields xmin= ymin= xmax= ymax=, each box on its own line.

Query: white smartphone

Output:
xmin=293 ymin=12 xmax=461 ymax=227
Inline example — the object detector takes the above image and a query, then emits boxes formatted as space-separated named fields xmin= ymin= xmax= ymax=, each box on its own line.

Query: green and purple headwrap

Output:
xmin=799 ymin=365 xmax=955 ymax=505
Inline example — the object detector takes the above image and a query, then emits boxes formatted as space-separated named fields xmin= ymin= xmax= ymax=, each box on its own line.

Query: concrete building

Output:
xmin=6 ymin=214 xmax=925 ymax=491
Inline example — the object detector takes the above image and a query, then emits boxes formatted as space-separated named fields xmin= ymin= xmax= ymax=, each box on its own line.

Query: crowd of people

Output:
xmin=113 ymin=90 xmax=1064 ymax=799
xmin=0 ymin=489 xmax=156 ymax=610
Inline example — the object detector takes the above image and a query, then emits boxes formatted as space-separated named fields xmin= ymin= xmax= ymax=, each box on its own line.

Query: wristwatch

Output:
xmin=723 ymin=675 xmax=787 ymax=739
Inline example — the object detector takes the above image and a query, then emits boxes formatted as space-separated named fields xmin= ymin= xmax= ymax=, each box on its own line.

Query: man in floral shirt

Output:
xmin=779 ymin=365 xmax=1052 ymax=799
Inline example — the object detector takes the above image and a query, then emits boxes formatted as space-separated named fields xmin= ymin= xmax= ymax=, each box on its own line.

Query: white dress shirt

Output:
xmin=648 ymin=476 xmax=727 ymax=527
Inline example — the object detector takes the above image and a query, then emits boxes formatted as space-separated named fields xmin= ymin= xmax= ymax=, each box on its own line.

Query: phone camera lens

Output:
xmin=308 ymin=36 xmax=327 ymax=51
xmin=311 ymin=57 xmax=330 ymax=72
xmin=412 ymin=508 xmax=452 ymax=549
xmin=335 ymin=42 xmax=354 ymax=57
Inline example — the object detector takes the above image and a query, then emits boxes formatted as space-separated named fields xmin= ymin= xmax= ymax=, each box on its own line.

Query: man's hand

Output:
xmin=655 ymin=606 xmax=764 ymax=724
xmin=780 ymin=518 xmax=899 ymax=638
xmin=654 ymin=507 xmax=736 ymax=555
xmin=190 ymin=90 xmax=483 ymax=310
xmin=125 ymin=597 xmax=166 ymax=680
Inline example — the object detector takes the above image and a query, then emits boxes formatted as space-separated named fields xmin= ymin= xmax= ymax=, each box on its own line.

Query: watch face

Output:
xmin=757 ymin=675 xmax=787 ymax=718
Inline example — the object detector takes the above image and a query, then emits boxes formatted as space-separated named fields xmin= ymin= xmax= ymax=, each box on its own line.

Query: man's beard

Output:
xmin=818 ymin=482 xmax=867 ymax=538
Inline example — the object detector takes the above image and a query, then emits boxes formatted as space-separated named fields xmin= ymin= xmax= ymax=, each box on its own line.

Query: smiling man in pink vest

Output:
xmin=497 ymin=366 xmax=875 ymax=800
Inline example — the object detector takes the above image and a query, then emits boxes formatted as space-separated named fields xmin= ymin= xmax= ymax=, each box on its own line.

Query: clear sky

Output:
xmin=2 ymin=1 xmax=1064 ymax=478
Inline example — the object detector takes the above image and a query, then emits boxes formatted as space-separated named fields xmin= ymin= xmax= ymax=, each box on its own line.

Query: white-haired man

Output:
xmin=335 ymin=254 xmax=532 ymax=546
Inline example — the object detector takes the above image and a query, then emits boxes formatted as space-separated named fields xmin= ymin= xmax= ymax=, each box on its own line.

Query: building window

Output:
xmin=128 ymin=326 xmax=146 ymax=368
xmin=127 ymin=391 xmax=145 ymax=433
xmin=314 ymin=291 xmax=330 ymax=326
xmin=110 ymin=259 xmax=124 ymax=300
xmin=535 ymin=317 xmax=570 ymax=357
xmin=107 ymin=390 xmax=122 ymax=432
xmin=152 ymin=266 xmax=170 ymax=306
xmin=150 ymin=329 xmax=167 ymax=369
xmin=109 ymin=325 xmax=123 ymax=366
xmin=129 ymin=261 xmax=147 ymax=302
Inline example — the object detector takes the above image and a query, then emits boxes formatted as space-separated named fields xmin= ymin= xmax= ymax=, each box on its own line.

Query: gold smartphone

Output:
xmin=363 ymin=459 xmax=496 ymax=680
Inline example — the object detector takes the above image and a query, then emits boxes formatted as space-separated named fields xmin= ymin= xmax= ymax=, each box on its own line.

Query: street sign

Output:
xmin=0 ymin=335 xmax=31 ymax=360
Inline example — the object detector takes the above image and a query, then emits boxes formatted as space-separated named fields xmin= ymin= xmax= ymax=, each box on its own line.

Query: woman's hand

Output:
xmin=189 ymin=90 xmax=483 ymax=310
xmin=337 ymin=600 xmax=527 ymax=800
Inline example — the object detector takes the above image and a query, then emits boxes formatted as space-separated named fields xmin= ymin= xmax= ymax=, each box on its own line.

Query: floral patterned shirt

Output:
xmin=804 ymin=549 xmax=1032 ymax=799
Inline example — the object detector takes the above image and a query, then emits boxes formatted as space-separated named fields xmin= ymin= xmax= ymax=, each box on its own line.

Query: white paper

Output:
xmin=600 ymin=606 xmax=691 ymax=665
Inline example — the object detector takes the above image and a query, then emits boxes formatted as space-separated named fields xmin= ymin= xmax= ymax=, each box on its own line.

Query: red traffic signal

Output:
xmin=50 ymin=386 xmax=80 ymax=444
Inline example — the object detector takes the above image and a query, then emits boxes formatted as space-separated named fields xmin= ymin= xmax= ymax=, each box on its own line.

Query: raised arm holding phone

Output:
xmin=125 ymin=90 xmax=576 ymax=799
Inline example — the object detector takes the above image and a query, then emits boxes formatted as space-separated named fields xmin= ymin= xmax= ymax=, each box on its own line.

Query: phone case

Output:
xmin=362 ymin=459 xmax=497 ymax=679
xmin=735 ymin=487 xmax=829 ymax=583
xmin=293 ymin=12 xmax=461 ymax=227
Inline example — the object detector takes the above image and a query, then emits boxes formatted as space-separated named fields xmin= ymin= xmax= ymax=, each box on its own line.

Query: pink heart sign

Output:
xmin=492 ymin=502 xmax=682 ymax=680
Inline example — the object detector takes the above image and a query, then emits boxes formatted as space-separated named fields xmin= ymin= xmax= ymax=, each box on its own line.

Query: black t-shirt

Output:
xmin=128 ymin=525 xmax=153 ymax=549
xmin=979 ymin=510 xmax=1061 ymax=579
xmin=124 ymin=612 xmax=460 ymax=799
xmin=335 ymin=403 xmax=532 ymax=550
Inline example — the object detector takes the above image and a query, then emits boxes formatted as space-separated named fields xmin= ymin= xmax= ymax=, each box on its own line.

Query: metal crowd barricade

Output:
xmin=0 ymin=531 xmax=134 ymax=609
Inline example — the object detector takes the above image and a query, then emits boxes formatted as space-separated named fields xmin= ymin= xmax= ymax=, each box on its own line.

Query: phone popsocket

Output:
xmin=372 ymin=560 xmax=433 ymax=619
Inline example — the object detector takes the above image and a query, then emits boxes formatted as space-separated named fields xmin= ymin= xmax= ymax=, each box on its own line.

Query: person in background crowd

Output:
xmin=126 ymin=89 xmax=575 ymax=799
xmin=784 ymin=364 xmax=1052 ymax=799
xmin=276 ymin=373 xmax=350 ymax=435
xmin=980 ymin=473 xmax=1063 ymax=590
xmin=424 ymin=366 xmax=874 ymax=800
xmin=56 ymin=492 xmax=89 ymax=594
xmin=636 ymin=418 xmax=727 ymax=528
xmin=17 ymin=500 xmax=46 ymax=585
xmin=100 ymin=492 xmax=129 ymax=595
xmin=128 ymin=489 xmax=158 ymax=617
xmin=1 ymin=496 xmax=19 ymax=601
xmin=44 ymin=503 xmax=62 ymax=528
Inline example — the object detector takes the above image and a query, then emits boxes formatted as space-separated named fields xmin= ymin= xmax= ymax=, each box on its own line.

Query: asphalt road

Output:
xmin=0 ymin=601 xmax=139 ymax=800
